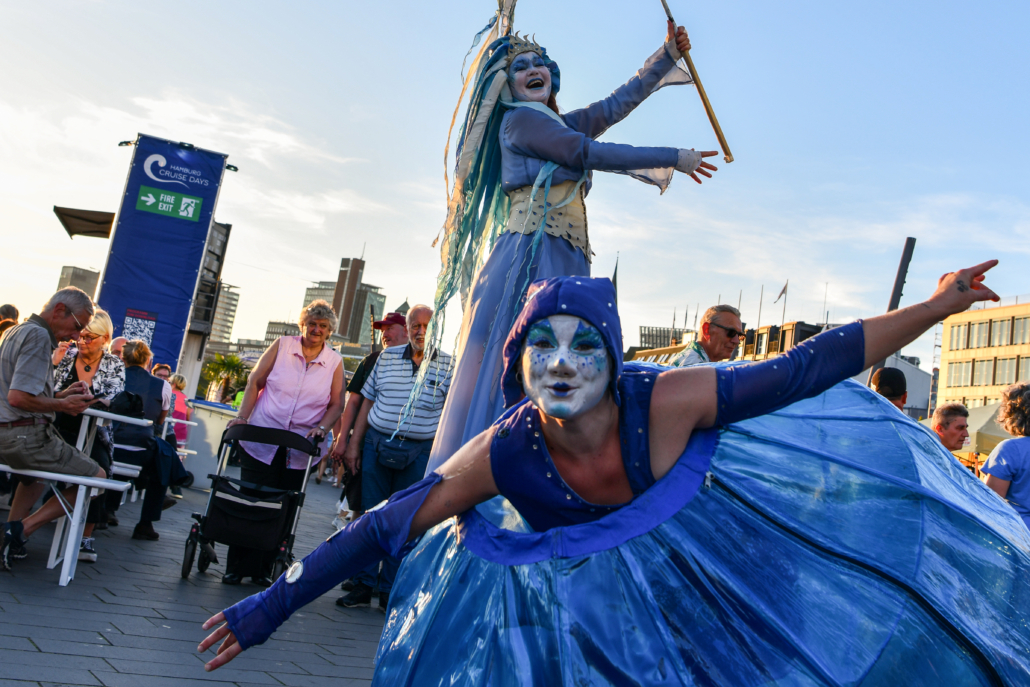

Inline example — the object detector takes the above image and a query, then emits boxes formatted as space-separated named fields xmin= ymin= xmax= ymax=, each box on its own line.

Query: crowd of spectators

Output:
xmin=0 ymin=290 xmax=191 ymax=568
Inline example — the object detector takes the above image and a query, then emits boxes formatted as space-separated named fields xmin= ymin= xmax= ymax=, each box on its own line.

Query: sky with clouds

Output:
xmin=1 ymin=0 xmax=1027 ymax=370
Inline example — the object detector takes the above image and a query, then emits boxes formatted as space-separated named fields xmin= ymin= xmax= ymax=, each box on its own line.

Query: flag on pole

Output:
xmin=611 ymin=254 xmax=619 ymax=303
xmin=774 ymin=280 xmax=788 ymax=304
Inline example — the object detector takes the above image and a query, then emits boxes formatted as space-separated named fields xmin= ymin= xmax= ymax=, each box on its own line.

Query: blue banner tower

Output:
xmin=97 ymin=134 xmax=228 ymax=368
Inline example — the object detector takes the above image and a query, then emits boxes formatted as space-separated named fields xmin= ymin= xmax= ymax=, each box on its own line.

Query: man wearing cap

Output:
xmin=669 ymin=305 xmax=744 ymax=367
xmin=329 ymin=313 xmax=409 ymax=473
xmin=870 ymin=367 xmax=908 ymax=412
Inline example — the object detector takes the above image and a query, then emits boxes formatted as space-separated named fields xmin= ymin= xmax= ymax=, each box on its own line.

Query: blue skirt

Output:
xmin=376 ymin=380 xmax=1030 ymax=685
xmin=427 ymin=230 xmax=589 ymax=472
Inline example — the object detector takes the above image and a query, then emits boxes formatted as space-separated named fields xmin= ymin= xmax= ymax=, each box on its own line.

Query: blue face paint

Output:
xmin=520 ymin=316 xmax=610 ymax=419
xmin=508 ymin=51 xmax=552 ymax=103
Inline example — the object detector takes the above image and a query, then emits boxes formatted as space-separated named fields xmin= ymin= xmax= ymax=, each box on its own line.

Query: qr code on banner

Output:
xmin=123 ymin=309 xmax=158 ymax=346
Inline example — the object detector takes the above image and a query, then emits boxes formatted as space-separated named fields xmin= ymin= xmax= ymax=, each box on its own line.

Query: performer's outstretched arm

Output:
xmin=198 ymin=431 xmax=497 ymax=671
xmin=648 ymin=261 xmax=1000 ymax=479
xmin=562 ymin=23 xmax=693 ymax=139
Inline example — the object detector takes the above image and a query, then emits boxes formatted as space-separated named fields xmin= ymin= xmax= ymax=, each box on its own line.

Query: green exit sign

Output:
xmin=135 ymin=184 xmax=203 ymax=222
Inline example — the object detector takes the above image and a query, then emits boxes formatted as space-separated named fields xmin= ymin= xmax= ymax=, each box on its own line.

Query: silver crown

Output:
xmin=507 ymin=32 xmax=543 ymax=61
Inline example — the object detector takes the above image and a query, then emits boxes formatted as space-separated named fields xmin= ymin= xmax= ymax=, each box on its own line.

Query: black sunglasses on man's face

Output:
xmin=709 ymin=322 xmax=745 ymax=340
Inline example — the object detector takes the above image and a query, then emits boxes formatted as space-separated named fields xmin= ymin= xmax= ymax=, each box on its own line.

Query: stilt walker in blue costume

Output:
xmin=421 ymin=1 xmax=719 ymax=473
xmin=201 ymin=260 xmax=1030 ymax=686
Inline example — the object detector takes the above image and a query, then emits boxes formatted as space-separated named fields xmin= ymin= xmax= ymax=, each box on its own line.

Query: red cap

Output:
xmin=373 ymin=313 xmax=406 ymax=330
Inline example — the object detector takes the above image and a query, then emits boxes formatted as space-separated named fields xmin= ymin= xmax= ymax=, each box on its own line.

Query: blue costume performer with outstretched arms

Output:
xmin=418 ymin=13 xmax=719 ymax=473
xmin=201 ymin=261 xmax=1030 ymax=686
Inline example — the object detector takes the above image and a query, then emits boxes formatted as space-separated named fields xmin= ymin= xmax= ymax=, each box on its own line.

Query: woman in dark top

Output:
xmin=52 ymin=309 xmax=124 ymax=563
xmin=114 ymin=340 xmax=172 ymax=541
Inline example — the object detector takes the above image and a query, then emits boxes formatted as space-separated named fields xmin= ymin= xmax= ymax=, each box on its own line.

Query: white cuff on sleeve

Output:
xmin=675 ymin=148 xmax=702 ymax=175
xmin=664 ymin=40 xmax=682 ymax=63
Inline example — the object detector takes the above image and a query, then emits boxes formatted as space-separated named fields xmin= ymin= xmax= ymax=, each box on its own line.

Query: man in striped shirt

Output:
xmin=338 ymin=304 xmax=452 ymax=609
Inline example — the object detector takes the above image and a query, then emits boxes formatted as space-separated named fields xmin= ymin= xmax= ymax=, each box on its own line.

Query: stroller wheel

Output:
xmin=271 ymin=558 xmax=287 ymax=581
xmin=181 ymin=537 xmax=197 ymax=579
xmin=197 ymin=545 xmax=212 ymax=573
xmin=181 ymin=472 xmax=195 ymax=489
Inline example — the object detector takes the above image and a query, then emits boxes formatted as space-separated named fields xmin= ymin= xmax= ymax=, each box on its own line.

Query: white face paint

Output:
xmin=508 ymin=51 xmax=552 ymax=104
xmin=520 ymin=315 xmax=610 ymax=419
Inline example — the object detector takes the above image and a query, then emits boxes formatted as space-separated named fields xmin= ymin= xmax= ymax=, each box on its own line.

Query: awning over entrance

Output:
xmin=53 ymin=206 xmax=114 ymax=239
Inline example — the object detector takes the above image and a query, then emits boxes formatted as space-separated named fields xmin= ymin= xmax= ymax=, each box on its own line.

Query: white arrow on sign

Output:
xmin=141 ymin=193 xmax=156 ymax=206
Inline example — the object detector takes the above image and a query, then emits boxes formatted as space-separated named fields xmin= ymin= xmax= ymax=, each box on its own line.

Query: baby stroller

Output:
xmin=181 ymin=424 xmax=322 ymax=580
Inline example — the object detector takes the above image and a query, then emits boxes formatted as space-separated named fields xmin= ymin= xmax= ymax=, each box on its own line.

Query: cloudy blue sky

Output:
xmin=2 ymin=0 xmax=1027 ymax=369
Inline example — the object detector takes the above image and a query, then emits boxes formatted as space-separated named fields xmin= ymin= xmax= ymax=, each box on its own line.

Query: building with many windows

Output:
xmin=57 ymin=266 xmax=100 ymax=298
xmin=302 ymin=281 xmax=337 ymax=310
xmin=210 ymin=283 xmax=239 ymax=344
xmin=638 ymin=326 xmax=696 ymax=350
xmin=939 ymin=301 xmax=1030 ymax=409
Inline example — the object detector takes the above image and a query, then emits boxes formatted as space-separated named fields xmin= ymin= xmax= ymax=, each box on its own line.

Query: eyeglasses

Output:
xmin=710 ymin=322 xmax=746 ymax=340
xmin=79 ymin=332 xmax=100 ymax=342
xmin=69 ymin=310 xmax=85 ymax=331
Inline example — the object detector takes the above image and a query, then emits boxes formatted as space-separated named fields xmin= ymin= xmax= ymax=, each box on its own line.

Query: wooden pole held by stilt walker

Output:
xmin=659 ymin=0 xmax=734 ymax=163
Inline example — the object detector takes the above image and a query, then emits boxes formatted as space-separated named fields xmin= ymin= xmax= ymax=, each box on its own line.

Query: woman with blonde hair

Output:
xmin=168 ymin=373 xmax=192 ymax=446
xmin=982 ymin=381 xmax=1030 ymax=530
xmin=222 ymin=299 xmax=344 ymax=586
xmin=52 ymin=308 xmax=125 ymax=561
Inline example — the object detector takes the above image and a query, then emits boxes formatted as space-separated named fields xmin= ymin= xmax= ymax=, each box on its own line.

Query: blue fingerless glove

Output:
xmin=222 ymin=472 xmax=442 ymax=649
xmin=715 ymin=321 xmax=866 ymax=426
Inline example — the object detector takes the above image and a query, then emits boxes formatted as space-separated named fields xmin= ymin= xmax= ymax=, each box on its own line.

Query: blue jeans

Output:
xmin=354 ymin=426 xmax=433 ymax=593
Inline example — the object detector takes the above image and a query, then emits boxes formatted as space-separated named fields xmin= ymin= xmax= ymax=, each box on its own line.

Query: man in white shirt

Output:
xmin=339 ymin=305 xmax=453 ymax=609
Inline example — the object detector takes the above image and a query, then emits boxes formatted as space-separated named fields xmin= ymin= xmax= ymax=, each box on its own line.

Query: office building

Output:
xmin=303 ymin=281 xmax=337 ymax=310
xmin=332 ymin=258 xmax=365 ymax=339
xmin=210 ymin=283 xmax=239 ymax=344
xmin=639 ymin=326 xmax=695 ymax=350
xmin=938 ymin=301 xmax=1030 ymax=409
xmin=347 ymin=284 xmax=386 ymax=346
xmin=57 ymin=266 xmax=100 ymax=298
xmin=264 ymin=321 xmax=301 ymax=347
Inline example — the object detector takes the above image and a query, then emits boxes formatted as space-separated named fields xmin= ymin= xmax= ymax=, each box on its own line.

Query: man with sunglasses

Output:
xmin=670 ymin=304 xmax=744 ymax=367
xmin=0 ymin=287 xmax=105 ymax=571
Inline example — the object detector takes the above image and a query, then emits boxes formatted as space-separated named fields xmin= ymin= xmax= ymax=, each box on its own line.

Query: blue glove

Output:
xmin=716 ymin=321 xmax=866 ymax=426
xmin=223 ymin=472 xmax=442 ymax=649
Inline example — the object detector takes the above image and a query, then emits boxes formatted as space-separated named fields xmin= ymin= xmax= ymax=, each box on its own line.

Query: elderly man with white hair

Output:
xmin=0 ymin=287 xmax=102 ymax=570
xmin=339 ymin=304 xmax=453 ymax=609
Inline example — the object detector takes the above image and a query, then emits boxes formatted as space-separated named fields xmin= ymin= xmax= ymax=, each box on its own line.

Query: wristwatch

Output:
xmin=318 ymin=425 xmax=326 ymax=432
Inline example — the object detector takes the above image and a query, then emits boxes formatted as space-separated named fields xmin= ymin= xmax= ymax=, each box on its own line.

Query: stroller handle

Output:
xmin=222 ymin=423 xmax=324 ymax=456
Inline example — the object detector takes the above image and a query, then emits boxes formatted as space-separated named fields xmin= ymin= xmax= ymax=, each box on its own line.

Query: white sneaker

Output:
xmin=78 ymin=537 xmax=98 ymax=563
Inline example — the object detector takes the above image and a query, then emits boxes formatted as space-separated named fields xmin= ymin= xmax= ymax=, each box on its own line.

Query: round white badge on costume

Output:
xmin=286 ymin=561 xmax=304 ymax=584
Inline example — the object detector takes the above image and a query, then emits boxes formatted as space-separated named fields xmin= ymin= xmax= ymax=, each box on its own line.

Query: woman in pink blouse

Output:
xmin=221 ymin=300 xmax=345 ymax=586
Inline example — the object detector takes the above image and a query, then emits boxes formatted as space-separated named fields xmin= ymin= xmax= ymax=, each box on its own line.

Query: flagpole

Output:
xmin=822 ymin=282 xmax=828 ymax=326
xmin=755 ymin=285 xmax=763 ymax=358
xmin=780 ymin=280 xmax=788 ymax=329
